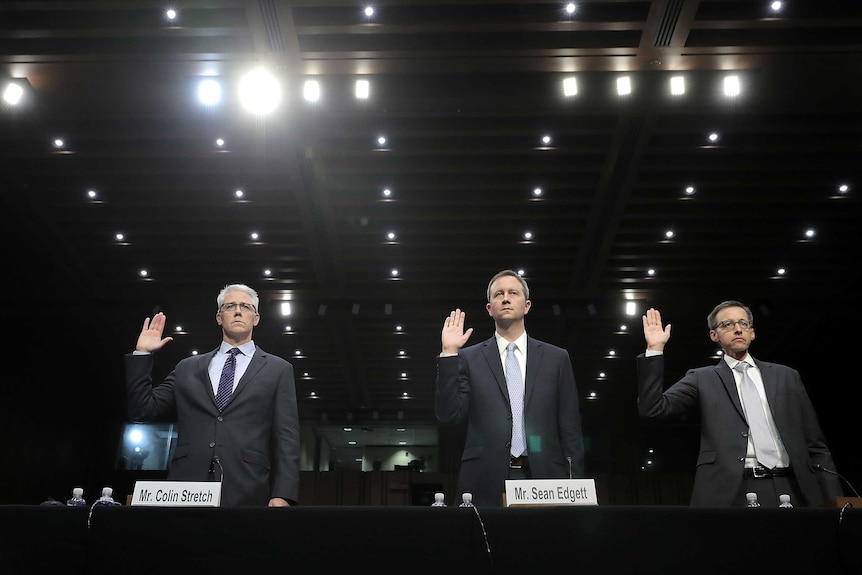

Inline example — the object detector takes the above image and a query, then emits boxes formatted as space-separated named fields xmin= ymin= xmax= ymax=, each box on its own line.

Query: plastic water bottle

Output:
xmin=458 ymin=492 xmax=475 ymax=507
xmin=94 ymin=486 xmax=121 ymax=506
xmin=779 ymin=494 xmax=793 ymax=508
xmin=430 ymin=492 xmax=447 ymax=507
xmin=745 ymin=492 xmax=760 ymax=507
xmin=66 ymin=487 xmax=86 ymax=507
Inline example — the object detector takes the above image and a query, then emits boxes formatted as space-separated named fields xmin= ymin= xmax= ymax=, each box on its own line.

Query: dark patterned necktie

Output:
xmin=215 ymin=348 xmax=241 ymax=410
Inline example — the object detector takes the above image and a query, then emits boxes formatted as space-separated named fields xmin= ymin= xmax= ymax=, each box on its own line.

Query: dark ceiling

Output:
xmin=1 ymin=1 xmax=861 ymax=472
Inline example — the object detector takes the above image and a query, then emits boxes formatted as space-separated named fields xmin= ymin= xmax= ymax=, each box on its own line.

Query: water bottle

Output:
xmin=94 ymin=486 xmax=121 ymax=506
xmin=430 ymin=492 xmax=447 ymax=507
xmin=66 ymin=487 xmax=86 ymax=507
xmin=779 ymin=494 xmax=793 ymax=508
xmin=458 ymin=492 xmax=475 ymax=507
xmin=745 ymin=492 xmax=760 ymax=508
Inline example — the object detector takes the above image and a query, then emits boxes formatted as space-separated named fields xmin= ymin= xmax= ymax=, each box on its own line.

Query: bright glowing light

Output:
xmin=670 ymin=76 xmax=685 ymax=95
xmin=198 ymin=78 xmax=222 ymax=106
xmin=723 ymin=75 xmax=740 ymax=96
xmin=303 ymin=80 xmax=320 ymax=102
xmin=355 ymin=79 xmax=370 ymax=99
xmin=617 ymin=76 xmax=632 ymax=96
xmin=563 ymin=77 xmax=577 ymax=96
xmin=2 ymin=82 xmax=23 ymax=105
xmin=239 ymin=69 xmax=281 ymax=115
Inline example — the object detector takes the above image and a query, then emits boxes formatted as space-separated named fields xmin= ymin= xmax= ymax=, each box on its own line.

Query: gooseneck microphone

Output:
xmin=812 ymin=463 xmax=861 ymax=498
xmin=567 ymin=456 xmax=573 ymax=479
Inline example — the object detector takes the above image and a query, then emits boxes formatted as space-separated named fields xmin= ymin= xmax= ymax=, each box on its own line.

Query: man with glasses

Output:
xmin=125 ymin=283 xmax=300 ymax=506
xmin=636 ymin=300 xmax=841 ymax=507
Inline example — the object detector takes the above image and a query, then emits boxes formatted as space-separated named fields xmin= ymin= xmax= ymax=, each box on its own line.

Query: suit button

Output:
xmin=217 ymin=416 xmax=224 ymax=422
xmin=741 ymin=431 xmax=748 ymax=438
xmin=209 ymin=442 xmax=216 ymax=448
xmin=505 ymin=441 xmax=511 ymax=448
xmin=737 ymin=457 xmax=744 ymax=462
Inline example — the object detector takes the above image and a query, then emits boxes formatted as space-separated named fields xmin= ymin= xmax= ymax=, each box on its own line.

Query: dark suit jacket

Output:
xmin=637 ymin=353 xmax=842 ymax=507
xmin=125 ymin=347 xmax=300 ymax=506
xmin=436 ymin=335 xmax=585 ymax=507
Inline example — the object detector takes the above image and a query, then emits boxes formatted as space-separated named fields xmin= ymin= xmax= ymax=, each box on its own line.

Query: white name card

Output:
xmin=131 ymin=481 xmax=221 ymax=507
xmin=505 ymin=478 xmax=598 ymax=507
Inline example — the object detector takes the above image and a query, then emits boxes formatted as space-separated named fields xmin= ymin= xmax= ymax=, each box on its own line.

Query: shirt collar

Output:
xmin=723 ymin=353 xmax=755 ymax=370
xmin=219 ymin=341 xmax=255 ymax=356
xmin=495 ymin=331 xmax=527 ymax=356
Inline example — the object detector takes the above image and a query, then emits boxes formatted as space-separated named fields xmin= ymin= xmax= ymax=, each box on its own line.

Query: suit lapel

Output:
xmin=755 ymin=359 xmax=780 ymax=413
xmin=716 ymin=360 xmax=746 ymax=419
xmin=229 ymin=346 xmax=265 ymax=403
xmin=524 ymin=337 xmax=542 ymax=406
xmin=201 ymin=348 xmax=220 ymax=403
xmin=480 ymin=337 xmax=508 ymax=400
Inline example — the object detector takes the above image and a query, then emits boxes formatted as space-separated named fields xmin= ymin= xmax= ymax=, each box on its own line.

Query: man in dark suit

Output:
xmin=637 ymin=301 xmax=842 ymax=507
xmin=436 ymin=270 xmax=585 ymax=507
xmin=125 ymin=283 xmax=300 ymax=507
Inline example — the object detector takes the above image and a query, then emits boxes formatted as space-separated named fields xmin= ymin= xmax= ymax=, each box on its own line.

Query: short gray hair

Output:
xmin=217 ymin=283 xmax=260 ymax=313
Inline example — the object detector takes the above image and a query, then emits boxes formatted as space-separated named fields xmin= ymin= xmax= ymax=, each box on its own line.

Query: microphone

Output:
xmin=566 ymin=456 xmax=573 ymax=479
xmin=812 ymin=463 xmax=861 ymax=498
xmin=213 ymin=456 xmax=225 ymax=483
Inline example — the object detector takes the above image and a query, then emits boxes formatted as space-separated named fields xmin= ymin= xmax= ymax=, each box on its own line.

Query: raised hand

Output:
xmin=135 ymin=312 xmax=174 ymax=353
xmin=642 ymin=307 xmax=671 ymax=352
xmin=441 ymin=308 xmax=473 ymax=355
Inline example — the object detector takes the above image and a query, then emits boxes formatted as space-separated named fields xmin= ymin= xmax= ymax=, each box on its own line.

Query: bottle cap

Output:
xmin=72 ymin=487 xmax=84 ymax=497
xmin=102 ymin=487 xmax=113 ymax=497
xmin=462 ymin=492 xmax=473 ymax=503
xmin=779 ymin=494 xmax=791 ymax=503
xmin=745 ymin=492 xmax=757 ymax=501
xmin=434 ymin=492 xmax=444 ymax=502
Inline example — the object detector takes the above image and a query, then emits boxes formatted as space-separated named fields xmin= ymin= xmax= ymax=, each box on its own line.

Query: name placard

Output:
xmin=504 ymin=478 xmax=598 ymax=507
xmin=131 ymin=481 xmax=221 ymax=507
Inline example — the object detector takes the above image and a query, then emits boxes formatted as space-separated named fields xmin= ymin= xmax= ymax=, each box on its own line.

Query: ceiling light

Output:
xmin=139 ymin=269 xmax=148 ymax=277
xmin=284 ymin=325 xmax=292 ymax=332
xmin=565 ymin=3 xmax=577 ymax=16
xmin=838 ymin=184 xmax=849 ymax=194
xmin=382 ymin=188 xmax=392 ymax=198
xmin=53 ymin=138 xmax=65 ymax=149
xmin=386 ymin=231 xmax=396 ymax=240
xmin=364 ymin=6 xmax=374 ymax=18
xmin=685 ymin=185 xmax=695 ymax=195
xmin=115 ymin=233 xmax=124 ymax=241
xmin=215 ymin=138 xmax=225 ymax=147
xmin=541 ymin=134 xmax=552 ymax=145
xmin=647 ymin=268 xmax=656 ymax=276
xmin=263 ymin=269 xmax=272 ymax=276
xmin=2 ymin=82 xmax=24 ymax=105
xmin=723 ymin=75 xmax=741 ymax=97
xmin=281 ymin=302 xmax=292 ymax=316
xmin=617 ymin=76 xmax=631 ymax=96
xmin=804 ymin=229 xmax=815 ymax=238
xmin=670 ymin=76 xmax=685 ymax=96
xmin=523 ymin=231 xmax=533 ymax=240
xmin=197 ymin=78 xmax=222 ymax=106
xmin=239 ymin=68 xmax=281 ymax=115
xmin=377 ymin=136 xmax=387 ymax=146
xmin=234 ymin=189 xmax=244 ymax=198
xmin=769 ymin=1 xmax=783 ymax=13
xmin=355 ymin=79 xmax=370 ymax=99
xmin=86 ymin=189 xmax=97 ymax=199
xmin=562 ymin=77 xmax=577 ymax=97
xmin=390 ymin=268 xmax=399 ymax=277
xmin=165 ymin=8 xmax=178 ymax=21
xmin=303 ymin=80 xmax=320 ymax=102
xmin=250 ymin=232 xmax=259 ymax=240
xmin=664 ymin=230 xmax=674 ymax=239
xmin=533 ymin=187 xmax=543 ymax=197
xmin=625 ymin=301 xmax=637 ymax=316
xmin=708 ymin=132 xmax=719 ymax=143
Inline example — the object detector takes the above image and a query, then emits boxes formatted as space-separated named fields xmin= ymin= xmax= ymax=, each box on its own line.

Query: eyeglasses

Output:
xmin=714 ymin=319 xmax=753 ymax=331
xmin=220 ymin=302 xmax=257 ymax=314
